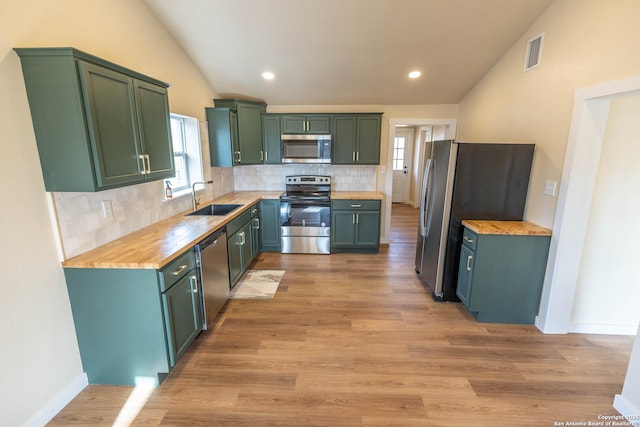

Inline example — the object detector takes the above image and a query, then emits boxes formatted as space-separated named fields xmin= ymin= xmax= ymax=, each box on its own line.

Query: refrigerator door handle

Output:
xmin=419 ymin=159 xmax=433 ymax=237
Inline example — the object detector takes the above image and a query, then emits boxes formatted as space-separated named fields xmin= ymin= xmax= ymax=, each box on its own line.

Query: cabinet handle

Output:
xmin=466 ymin=255 xmax=473 ymax=271
xmin=239 ymin=231 xmax=245 ymax=245
xmin=145 ymin=154 xmax=151 ymax=174
xmin=355 ymin=214 xmax=359 ymax=224
xmin=189 ymin=275 xmax=198 ymax=293
xmin=351 ymin=204 xmax=361 ymax=208
xmin=139 ymin=154 xmax=150 ymax=175
xmin=234 ymin=151 xmax=242 ymax=163
xmin=352 ymin=214 xmax=356 ymax=224
xmin=464 ymin=236 xmax=474 ymax=244
xmin=264 ymin=151 xmax=268 ymax=162
xmin=253 ymin=218 xmax=260 ymax=229
xmin=260 ymin=151 xmax=264 ymax=161
xmin=172 ymin=264 xmax=188 ymax=276
xmin=352 ymin=151 xmax=356 ymax=162
xmin=356 ymin=151 xmax=359 ymax=162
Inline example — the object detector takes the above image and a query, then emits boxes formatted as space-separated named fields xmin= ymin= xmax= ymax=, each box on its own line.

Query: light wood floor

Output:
xmin=49 ymin=204 xmax=634 ymax=426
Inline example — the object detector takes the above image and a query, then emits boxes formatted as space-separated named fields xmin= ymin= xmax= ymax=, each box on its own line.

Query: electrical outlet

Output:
xmin=101 ymin=200 xmax=113 ymax=219
xmin=544 ymin=180 xmax=557 ymax=197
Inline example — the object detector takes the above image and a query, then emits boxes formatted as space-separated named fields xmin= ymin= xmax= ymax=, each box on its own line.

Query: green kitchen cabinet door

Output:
xmin=236 ymin=102 xmax=264 ymax=164
xmin=331 ymin=116 xmax=357 ymax=164
xmin=262 ymin=114 xmax=282 ymax=164
xmin=331 ymin=211 xmax=358 ymax=248
xmin=207 ymin=107 xmax=240 ymax=167
xmin=134 ymin=79 xmax=175 ymax=180
xmin=228 ymin=230 xmax=245 ymax=286
xmin=162 ymin=272 xmax=202 ymax=367
xmin=260 ymin=199 xmax=282 ymax=252
xmin=79 ymin=61 xmax=144 ymax=188
xmin=354 ymin=211 xmax=381 ymax=247
xmin=282 ymin=115 xmax=330 ymax=134
xmin=355 ymin=115 xmax=382 ymax=164
xmin=456 ymin=244 xmax=475 ymax=306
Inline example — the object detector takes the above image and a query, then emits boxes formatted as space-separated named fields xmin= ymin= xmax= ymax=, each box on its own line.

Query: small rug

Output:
xmin=229 ymin=270 xmax=285 ymax=299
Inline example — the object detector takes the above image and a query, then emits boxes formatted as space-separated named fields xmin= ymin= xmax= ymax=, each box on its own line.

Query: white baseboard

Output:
xmin=570 ymin=322 xmax=638 ymax=336
xmin=24 ymin=373 xmax=88 ymax=427
xmin=614 ymin=394 xmax=640 ymax=420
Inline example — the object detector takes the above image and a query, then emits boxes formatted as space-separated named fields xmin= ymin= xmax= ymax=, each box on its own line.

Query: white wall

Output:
xmin=457 ymin=0 xmax=640 ymax=229
xmin=571 ymin=94 xmax=640 ymax=331
xmin=0 ymin=0 xmax=218 ymax=425
xmin=615 ymin=326 xmax=640 ymax=418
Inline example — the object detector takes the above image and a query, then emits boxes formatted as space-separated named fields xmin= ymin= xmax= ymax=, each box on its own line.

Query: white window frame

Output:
xmin=166 ymin=113 xmax=203 ymax=198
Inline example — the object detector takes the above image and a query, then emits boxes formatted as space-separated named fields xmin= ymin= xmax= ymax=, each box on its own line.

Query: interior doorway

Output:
xmin=391 ymin=128 xmax=414 ymax=203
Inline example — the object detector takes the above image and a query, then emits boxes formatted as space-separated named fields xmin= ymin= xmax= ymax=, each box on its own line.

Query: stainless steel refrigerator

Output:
xmin=414 ymin=140 xmax=534 ymax=301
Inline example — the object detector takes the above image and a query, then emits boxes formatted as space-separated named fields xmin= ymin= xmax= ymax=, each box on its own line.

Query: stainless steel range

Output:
xmin=280 ymin=175 xmax=331 ymax=254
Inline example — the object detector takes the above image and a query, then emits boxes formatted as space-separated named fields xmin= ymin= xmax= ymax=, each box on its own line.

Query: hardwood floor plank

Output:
xmin=48 ymin=203 xmax=634 ymax=425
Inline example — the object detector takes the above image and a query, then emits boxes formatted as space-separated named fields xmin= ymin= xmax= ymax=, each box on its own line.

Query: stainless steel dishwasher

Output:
xmin=195 ymin=228 xmax=230 ymax=330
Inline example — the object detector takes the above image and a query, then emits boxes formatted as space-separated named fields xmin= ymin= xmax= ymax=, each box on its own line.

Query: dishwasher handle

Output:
xmin=198 ymin=228 xmax=226 ymax=251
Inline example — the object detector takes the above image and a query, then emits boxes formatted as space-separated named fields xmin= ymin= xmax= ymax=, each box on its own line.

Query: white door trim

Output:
xmin=536 ymin=74 xmax=640 ymax=334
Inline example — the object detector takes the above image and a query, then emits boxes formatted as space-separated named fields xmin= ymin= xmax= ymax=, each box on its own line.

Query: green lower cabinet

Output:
xmin=162 ymin=273 xmax=202 ymax=367
xmin=259 ymin=199 xmax=282 ymax=252
xmin=330 ymin=199 xmax=381 ymax=253
xmin=227 ymin=214 xmax=256 ymax=287
xmin=456 ymin=227 xmax=551 ymax=324
xmin=63 ymin=249 xmax=201 ymax=385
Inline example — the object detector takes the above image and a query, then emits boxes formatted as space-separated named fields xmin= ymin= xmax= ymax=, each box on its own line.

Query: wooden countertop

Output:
xmin=62 ymin=192 xmax=281 ymax=270
xmin=331 ymin=191 xmax=384 ymax=200
xmin=462 ymin=220 xmax=552 ymax=236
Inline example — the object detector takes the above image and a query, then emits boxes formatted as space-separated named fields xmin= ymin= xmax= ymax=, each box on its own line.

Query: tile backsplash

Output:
xmin=233 ymin=164 xmax=378 ymax=192
xmin=53 ymin=162 xmax=377 ymax=259
xmin=54 ymin=167 xmax=233 ymax=259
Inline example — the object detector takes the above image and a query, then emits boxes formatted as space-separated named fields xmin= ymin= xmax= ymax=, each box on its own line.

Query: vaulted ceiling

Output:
xmin=143 ymin=0 xmax=554 ymax=105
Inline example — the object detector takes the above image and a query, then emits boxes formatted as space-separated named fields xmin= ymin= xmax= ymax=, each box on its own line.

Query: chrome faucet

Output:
xmin=192 ymin=180 xmax=213 ymax=211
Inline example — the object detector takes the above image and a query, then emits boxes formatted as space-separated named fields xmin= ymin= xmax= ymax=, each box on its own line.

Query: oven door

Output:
xmin=280 ymin=199 xmax=331 ymax=254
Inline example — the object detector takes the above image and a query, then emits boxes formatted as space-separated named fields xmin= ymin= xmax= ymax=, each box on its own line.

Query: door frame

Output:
xmin=391 ymin=127 xmax=414 ymax=203
xmin=537 ymin=74 xmax=640 ymax=334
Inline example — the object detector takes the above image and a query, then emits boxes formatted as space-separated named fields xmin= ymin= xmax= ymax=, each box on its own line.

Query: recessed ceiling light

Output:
xmin=262 ymin=72 xmax=275 ymax=80
xmin=408 ymin=70 xmax=421 ymax=79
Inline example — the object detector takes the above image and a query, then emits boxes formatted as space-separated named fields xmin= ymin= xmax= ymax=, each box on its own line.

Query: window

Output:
xmin=166 ymin=113 xmax=203 ymax=197
xmin=393 ymin=136 xmax=406 ymax=171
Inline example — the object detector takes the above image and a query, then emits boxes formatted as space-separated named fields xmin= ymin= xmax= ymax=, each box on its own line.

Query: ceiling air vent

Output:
xmin=524 ymin=33 xmax=544 ymax=72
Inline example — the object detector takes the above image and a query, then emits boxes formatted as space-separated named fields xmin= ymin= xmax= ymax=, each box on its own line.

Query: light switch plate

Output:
xmin=101 ymin=200 xmax=113 ymax=219
xmin=544 ymin=180 xmax=557 ymax=196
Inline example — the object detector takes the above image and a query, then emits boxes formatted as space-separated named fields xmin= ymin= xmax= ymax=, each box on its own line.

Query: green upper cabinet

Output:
xmin=15 ymin=47 xmax=174 ymax=192
xmin=208 ymin=99 xmax=266 ymax=166
xmin=282 ymin=114 xmax=331 ymax=134
xmin=331 ymin=113 xmax=382 ymax=165
xmin=262 ymin=114 xmax=282 ymax=164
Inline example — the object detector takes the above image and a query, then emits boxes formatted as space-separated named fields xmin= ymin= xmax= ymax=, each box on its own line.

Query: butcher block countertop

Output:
xmin=62 ymin=192 xmax=281 ymax=270
xmin=462 ymin=220 xmax=552 ymax=236
xmin=332 ymin=191 xmax=384 ymax=200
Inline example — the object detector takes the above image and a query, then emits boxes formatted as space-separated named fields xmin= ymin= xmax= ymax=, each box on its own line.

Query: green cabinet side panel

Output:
xmin=260 ymin=199 xmax=282 ymax=251
xmin=17 ymin=54 xmax=98 ymax=191
xmin=456 ymin=244 xmax=474 ymax=305
xmin=64 ymin=268 xmax=170 ymax=385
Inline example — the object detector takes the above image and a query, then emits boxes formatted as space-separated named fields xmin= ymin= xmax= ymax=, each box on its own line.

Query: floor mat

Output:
xmin=229 ymin=270 xmax=285 ymax=299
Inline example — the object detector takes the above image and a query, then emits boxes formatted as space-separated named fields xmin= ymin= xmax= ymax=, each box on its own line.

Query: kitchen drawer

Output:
xmin=226 ymin=208 xmax=251 ymax=236
xmin=159 ymin=249 xmax=196 ymax=292
xmin=332 ymin=199 xmax=380 ymax=211
xmin=462 ymin=228 xmax=478 ymax=251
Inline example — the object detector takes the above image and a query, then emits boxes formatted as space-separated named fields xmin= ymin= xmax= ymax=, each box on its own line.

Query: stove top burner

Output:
xmin=281 ymin=175 xmax=331 ymax=201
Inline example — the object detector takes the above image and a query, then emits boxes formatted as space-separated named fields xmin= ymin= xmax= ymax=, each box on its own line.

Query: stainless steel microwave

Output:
xmin=281 ymin=134 xmax=331 ymax=163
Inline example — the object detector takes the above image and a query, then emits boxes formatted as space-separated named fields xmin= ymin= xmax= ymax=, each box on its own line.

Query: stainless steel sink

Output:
xmin=188 ymin=203 xmax=243 ymax=216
